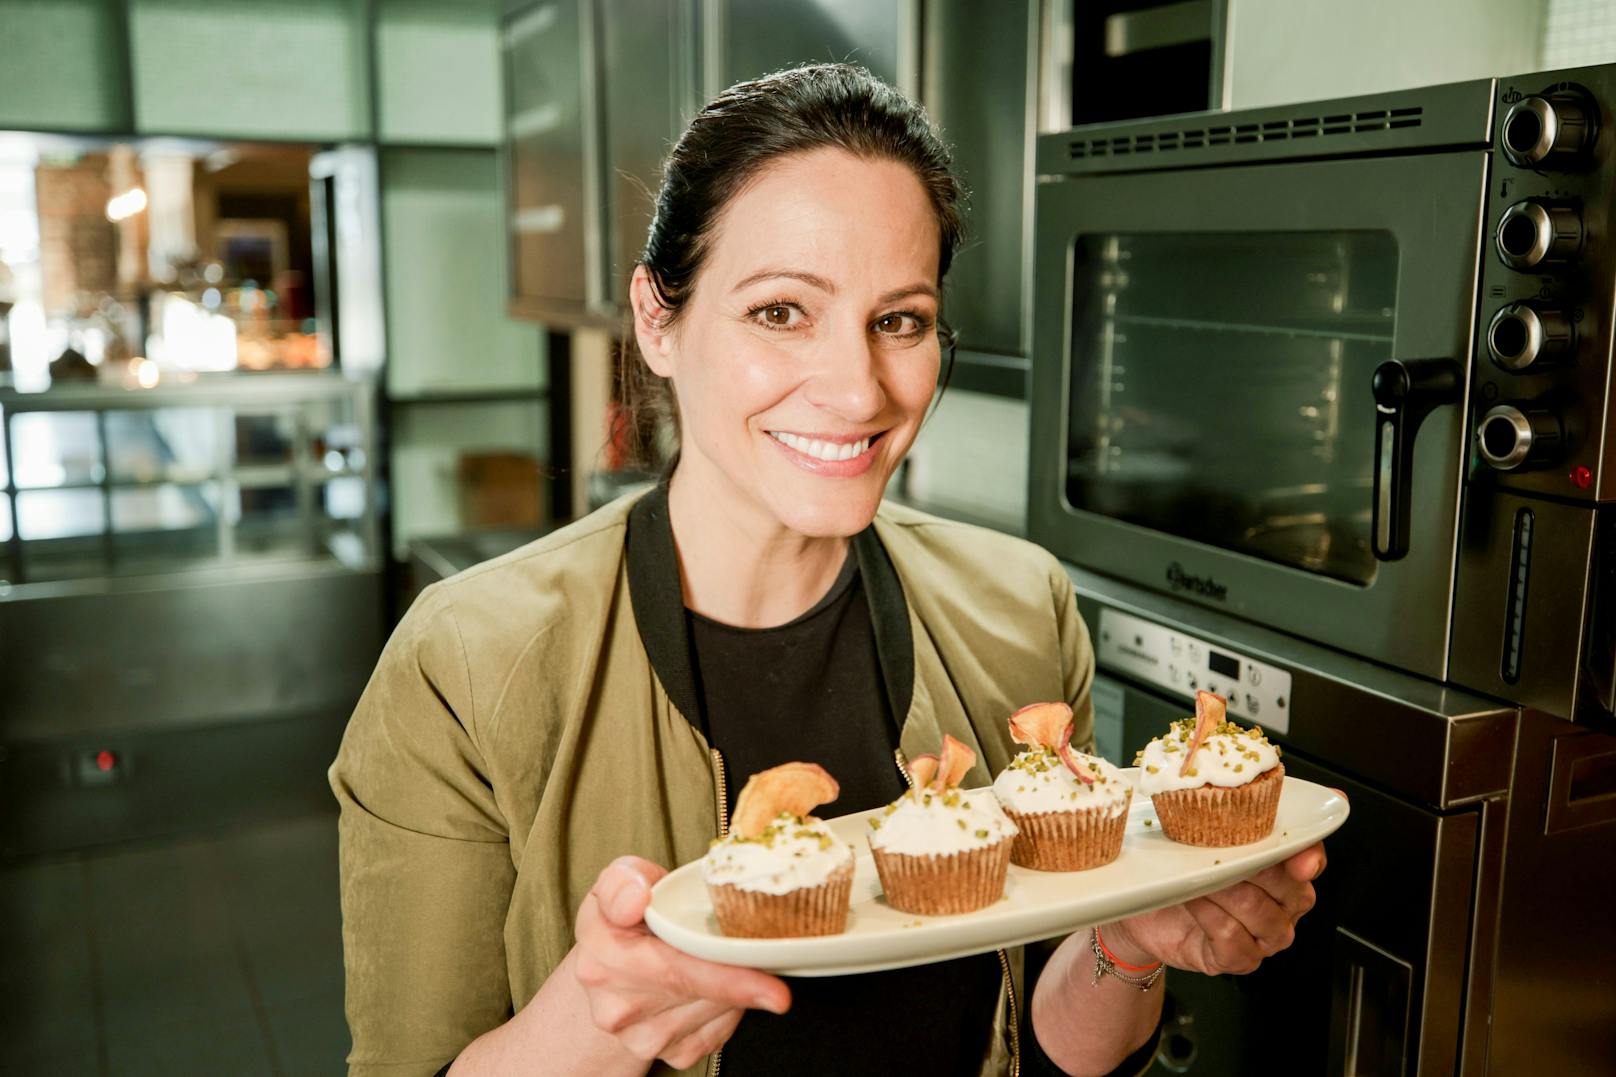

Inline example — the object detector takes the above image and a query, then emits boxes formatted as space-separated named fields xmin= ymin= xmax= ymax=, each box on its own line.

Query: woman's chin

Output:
xmin=768 ymin=483 xmax=887 ymax=538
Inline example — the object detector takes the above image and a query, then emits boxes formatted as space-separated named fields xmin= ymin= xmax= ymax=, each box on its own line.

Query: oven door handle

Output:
xmin=1370 ymin=358 xmax=1462 ymax=561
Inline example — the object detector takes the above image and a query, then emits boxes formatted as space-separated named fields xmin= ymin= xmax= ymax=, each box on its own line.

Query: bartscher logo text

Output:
xmin=1166 ymin=562 xmax=1228 ymax=601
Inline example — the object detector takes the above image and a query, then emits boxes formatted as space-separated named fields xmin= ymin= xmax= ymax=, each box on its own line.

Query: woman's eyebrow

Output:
xmin=877 ymin=282 xmax=939 ymax=305
xmin=730 ymin=269 xmax=836 ymax=294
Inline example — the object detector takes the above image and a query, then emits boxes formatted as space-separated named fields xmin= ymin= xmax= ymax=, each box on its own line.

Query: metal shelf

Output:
xmin=0 ymin=374 xmax=379 ymax=588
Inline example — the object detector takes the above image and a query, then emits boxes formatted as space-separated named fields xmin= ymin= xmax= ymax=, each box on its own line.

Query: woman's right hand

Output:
xmin=573 ymin=855 xmax=792 ymax=1069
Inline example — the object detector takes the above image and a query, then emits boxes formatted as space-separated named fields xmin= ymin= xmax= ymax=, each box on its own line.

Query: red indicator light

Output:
xmin=95 ymin=750 xmax=117 ymax=772
xmin=1571 ymin=466 xmax=1593 ymax=490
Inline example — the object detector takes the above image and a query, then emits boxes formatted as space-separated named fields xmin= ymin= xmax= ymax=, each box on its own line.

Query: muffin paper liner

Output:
xmin=1149 ymin=764 xmax=1284 ymax=847
xmin=707 ymin=861 xmax=855 ymax=938
xmin=1003 ymin=790 xmax=1132 ymax=871
xmin=869 ymin=838 xmax=1013 ymax=916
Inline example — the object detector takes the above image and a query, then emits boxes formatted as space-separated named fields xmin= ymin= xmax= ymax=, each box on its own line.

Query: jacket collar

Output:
xmin=625 ymin=484 xmax=914 ymax=742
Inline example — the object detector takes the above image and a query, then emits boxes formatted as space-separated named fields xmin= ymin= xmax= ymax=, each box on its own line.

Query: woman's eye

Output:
xmin=748 ymin=303 xmax=804 ymax=329
xmin=874 ymin=312 xmax=923 ymax=336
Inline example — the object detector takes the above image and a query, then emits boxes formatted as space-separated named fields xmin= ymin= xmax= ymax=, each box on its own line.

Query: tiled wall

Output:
xmin=904 ymin=389 xmax=1029 ymax=535
xmin=1541 ymin=0 xmax=1616 ymax=66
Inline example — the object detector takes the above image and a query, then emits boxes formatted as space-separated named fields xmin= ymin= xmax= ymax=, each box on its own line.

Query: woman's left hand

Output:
xmin=1100 ymin=842 xmax=1327 ymax=975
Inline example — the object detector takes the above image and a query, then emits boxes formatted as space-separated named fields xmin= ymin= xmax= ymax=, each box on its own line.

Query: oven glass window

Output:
xmin=1065 ymin=231 xmax=1398 ymax=586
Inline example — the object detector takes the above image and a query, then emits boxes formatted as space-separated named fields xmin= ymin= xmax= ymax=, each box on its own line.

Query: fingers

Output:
xmin=589 ymin=856 xmax=666 ymax=928
xmin=661 ymin=1006 xmax=747 ymax=1070
xmin=1183 ymin=895 xmax=1263 ymax=975
xmin=1282 ymin=843 xmax=1328 ymax=883
xmin=1201 ymin=882 xmax=1296 ymax=957
xmin=614 ymin=997 xmax=738 ymax=1062
xmin=662 ymin=949 xmax=791 ymax=1015
xmin=574 ymin=906 xmax=790 ymax=1015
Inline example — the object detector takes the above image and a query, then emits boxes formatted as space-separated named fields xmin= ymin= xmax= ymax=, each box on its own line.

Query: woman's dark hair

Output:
xmin=617 ymin=62 xmax=966 ymax=470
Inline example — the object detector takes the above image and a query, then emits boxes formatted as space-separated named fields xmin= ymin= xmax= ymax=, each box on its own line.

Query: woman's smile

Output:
xmin=764 ymin=428 xmax=886 ymax=476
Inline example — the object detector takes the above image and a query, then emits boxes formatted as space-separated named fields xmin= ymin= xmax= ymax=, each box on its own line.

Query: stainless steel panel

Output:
xmin=1103 ymin=1 xmax=1214 ymax=58
xmin=1469 ymin=65 xmax=1616 ymax=506
xmin=702 ymin=0 xmax=916 ymax=97
xmin=1485 ymin=711 xmax=1616 ymax=1074
xmin=1 ymin=565 xmax=382 ymax=739
xmin=922 ymin=0 xmax=1037 ymax=358
xmin=1328 ymin=929 xmax=1412 ymax=1076
xmin=1449 ymin=488 xmax=1597 ymax=719
xmin=1035 ymin=77 xmax=1496 ymax=177
xmin=1033 ymin=151 xmax=1489 ymax=681
xmin=1070 ymin=564 xmax=1516 ymax=808
xmin=600 ymin=0 xmax=694 ymax=310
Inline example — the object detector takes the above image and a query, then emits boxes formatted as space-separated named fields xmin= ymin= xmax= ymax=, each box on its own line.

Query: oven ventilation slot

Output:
xmin=1066 ymin=106 xmax=1423 ymax=158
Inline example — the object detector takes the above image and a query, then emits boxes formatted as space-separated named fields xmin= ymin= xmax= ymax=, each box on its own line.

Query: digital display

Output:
xmin=1208 ymin=650 xmax=1240 ymax=679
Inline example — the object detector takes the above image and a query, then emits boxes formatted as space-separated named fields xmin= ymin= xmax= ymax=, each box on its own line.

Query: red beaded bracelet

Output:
xmin=1095 ymin=926 xmax=1163 ymax=973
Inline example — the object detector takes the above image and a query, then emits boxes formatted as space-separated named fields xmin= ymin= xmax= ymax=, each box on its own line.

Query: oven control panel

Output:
xmin=1096 ymin=608 xmax=1294 ymax=735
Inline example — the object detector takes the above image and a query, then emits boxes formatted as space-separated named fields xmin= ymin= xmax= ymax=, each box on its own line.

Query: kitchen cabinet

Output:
xmin=702 ymin=0 xmax=915 ymax=97
xmin=502 ymin=0 xmax=919 ymax=326
xmin=375 ymin=0 xmax=503 ymax=147
xmin=922 ymin=0 xmax=1037 ymax=381
xmin=503 ymin=0 xmax=599 ymax=320
xmin=0 ymin=0 xmax=130 ymax=133
xmin=127 ymin=0 xmax=371 ymax=141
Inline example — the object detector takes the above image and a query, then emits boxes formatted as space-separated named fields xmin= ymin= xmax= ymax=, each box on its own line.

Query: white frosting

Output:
xmin=992 ymin=747 xmax=1132 ymax=815
xmin=700 ymin=813 xmax=853 ymax=895
xmin=1136 ymin=719 xmax=1281 ymax=794
xmin=866 ymin=788 xmax=1018 ymax=856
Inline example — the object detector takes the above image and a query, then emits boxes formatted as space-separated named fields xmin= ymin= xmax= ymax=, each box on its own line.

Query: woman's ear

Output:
xmin=630 ymin=266 xmax=676 ymax=378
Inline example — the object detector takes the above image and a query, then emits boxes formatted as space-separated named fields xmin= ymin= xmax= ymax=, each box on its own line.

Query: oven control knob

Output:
xmin=1486 ymin=303 xmax=1575 ymax=372
xmin=1477 ymin=404 xmax=1563 ymax=471
xmin=1496 ymin=201 xmax=1582 ymax=270
xmin=1501 ymin=93 xmax=1595 ymax=169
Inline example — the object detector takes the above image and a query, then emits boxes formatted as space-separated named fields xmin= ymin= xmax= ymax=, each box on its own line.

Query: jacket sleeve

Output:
xmin=329 ymin=587 xmax=518 ymax=1077
xmin=1051 ymin=563 xmax=1099 ymax=754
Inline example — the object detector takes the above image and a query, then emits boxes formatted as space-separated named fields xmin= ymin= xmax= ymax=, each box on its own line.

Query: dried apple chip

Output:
xmin=1009 ymin=700 xmax=1093 ymax=785
xmin=1008 ymin=701 xmax=1073 ymax=749
xmin=1178 ymin=690 xmax=1226 ymax=778
xmin=729 ymin=762 xmax=840 ymax=839
xmin=907 ymin=754 xmax=939 ymax=795
xmin=935 ymin=734 xmax=976 ymax=791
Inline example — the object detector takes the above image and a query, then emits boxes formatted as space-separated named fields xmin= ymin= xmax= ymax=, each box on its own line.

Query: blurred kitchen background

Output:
xmin=1 ymin=1 xmax=1614 ymax=1074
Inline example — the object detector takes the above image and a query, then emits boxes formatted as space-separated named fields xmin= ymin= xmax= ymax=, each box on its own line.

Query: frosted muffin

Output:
xmin=993 ymin=701 xmax=1132 ymax=871
xmin=868 ymin=735 xmax=1017 ymax=915
xmin=1136 ymin=691 xmax=1283 ymax=847
xmin=701 ymin=762 xmax=854 ymax=937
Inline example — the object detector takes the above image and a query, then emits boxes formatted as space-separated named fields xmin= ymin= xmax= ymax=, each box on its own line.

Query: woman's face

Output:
xmin=634 ymin=147 xmax=942 ymax=539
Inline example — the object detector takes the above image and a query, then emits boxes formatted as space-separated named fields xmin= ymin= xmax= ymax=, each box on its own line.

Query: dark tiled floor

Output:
xmin=1 ymin=811 xmax=349 ymax=1076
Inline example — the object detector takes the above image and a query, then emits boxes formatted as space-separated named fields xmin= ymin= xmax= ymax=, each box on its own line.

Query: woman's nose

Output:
xmin=803 ymin=325 xmax=885 ymax=422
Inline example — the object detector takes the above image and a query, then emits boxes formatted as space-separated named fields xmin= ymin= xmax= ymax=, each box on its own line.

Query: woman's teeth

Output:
xmin=769 ymin=431 xmax=872 ymax=462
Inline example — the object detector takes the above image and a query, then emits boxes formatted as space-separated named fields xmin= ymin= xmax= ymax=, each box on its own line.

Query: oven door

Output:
xmin=1029 ymin=151 xmax=1489 ymax=680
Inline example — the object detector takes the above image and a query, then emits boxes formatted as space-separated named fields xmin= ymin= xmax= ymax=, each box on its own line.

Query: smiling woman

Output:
xmin=330 ymin=62 xmax=1330 ymax=1077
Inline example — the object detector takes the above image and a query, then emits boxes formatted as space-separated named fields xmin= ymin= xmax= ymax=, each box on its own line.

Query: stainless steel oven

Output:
xmin=1029 ymin=64 xmax=1616 ymax=1075
xmin=1030 ymin=65 xmax=1616 ymax=721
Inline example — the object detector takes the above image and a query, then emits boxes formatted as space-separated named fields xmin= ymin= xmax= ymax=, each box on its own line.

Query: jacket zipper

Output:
xmin=707 ymin=748 xmax=728 ymax=1077
xmin=894 ymin=748 xmax=1020 ymax=1077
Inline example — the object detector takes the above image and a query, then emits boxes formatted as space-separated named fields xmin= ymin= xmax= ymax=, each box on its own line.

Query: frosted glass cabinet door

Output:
xmin=381 ymin=149 xmax=545 ymax=398
xmin=376 ymin=0 xmax=503 ymax=146
xmin=0 ymin=0 xmax=130 ymax=132
xmin=503 ymin=0 xmax=592 ymax=309
xmin=707 ymin=0 xmax=911 ymax=93
xmin=127 ymin=0 xmax=370 ymax=140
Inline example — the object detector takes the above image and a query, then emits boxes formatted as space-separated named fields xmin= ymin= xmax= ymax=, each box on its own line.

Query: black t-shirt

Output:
xmin=687 ymin=555 xmax=1003 ymax=1076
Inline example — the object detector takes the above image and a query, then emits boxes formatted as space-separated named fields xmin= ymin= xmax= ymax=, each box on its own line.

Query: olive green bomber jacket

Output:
xmin=329 ymin=491 xmax=1096 ymax=1076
